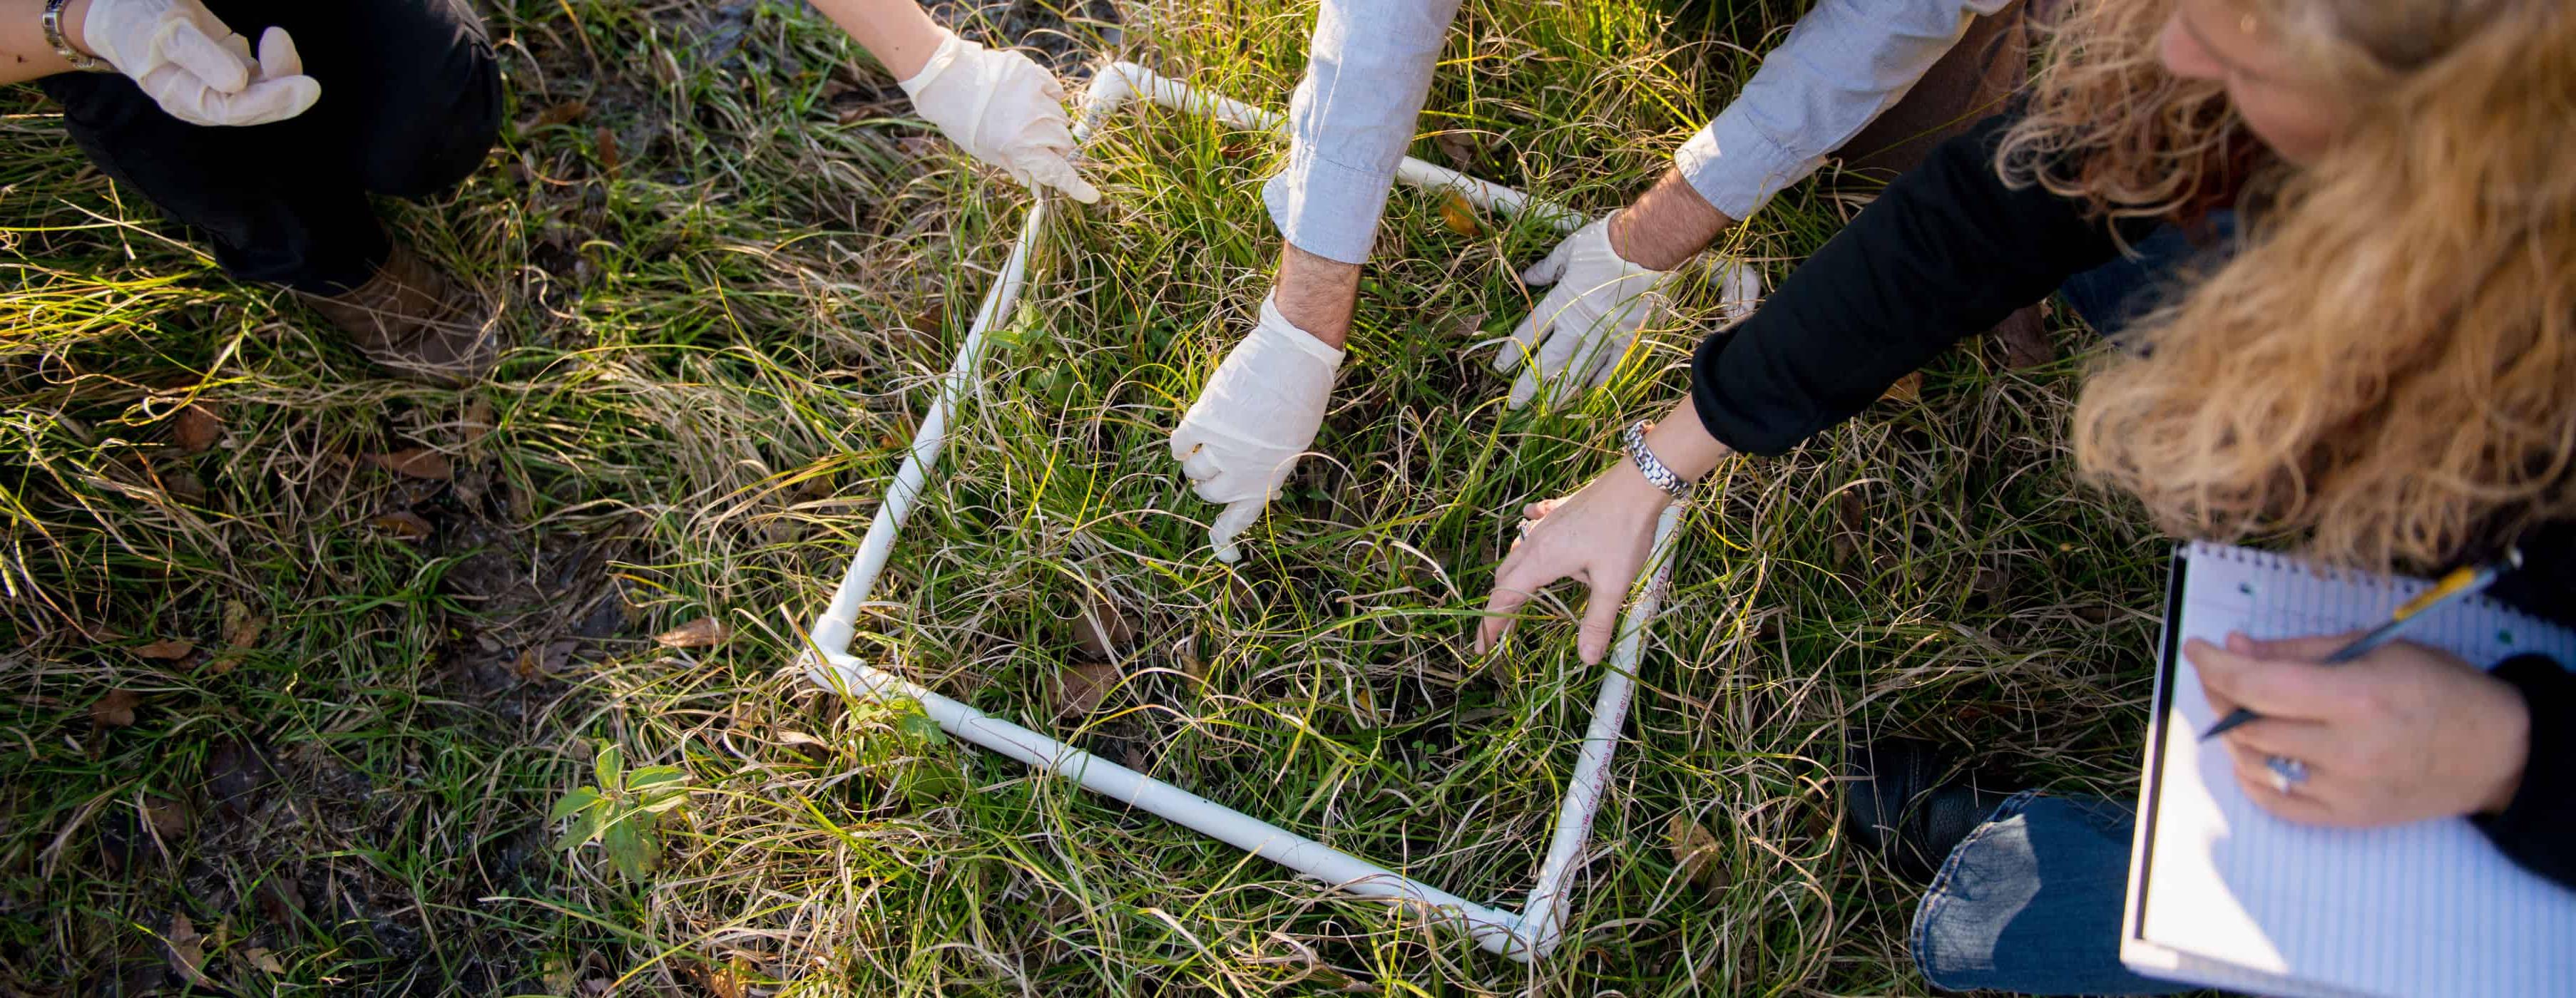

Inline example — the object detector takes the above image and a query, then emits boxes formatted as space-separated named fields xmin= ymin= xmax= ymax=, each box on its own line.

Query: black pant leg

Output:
xmin=277 ymin=0 xmax=501 ymax=199
xmin=37 ymin=1 xmax=501 ymax=294
xmin=39 ymin=70 xmax=387 ymax=293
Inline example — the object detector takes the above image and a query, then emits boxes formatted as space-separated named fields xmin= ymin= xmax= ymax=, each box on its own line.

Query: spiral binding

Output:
xmin=2184 ymin=540 xmax=2534 ymax=632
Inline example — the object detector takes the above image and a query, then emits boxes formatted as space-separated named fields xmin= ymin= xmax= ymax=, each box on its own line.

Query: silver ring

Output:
xmin=1516 ymin=519 xmax=1535 ymax=537
xmin=2265 ymin=755 xmax=2309 ymax=795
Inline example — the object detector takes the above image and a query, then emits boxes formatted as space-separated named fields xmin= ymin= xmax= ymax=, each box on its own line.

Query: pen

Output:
xmin=2198 ymin=547 xmax=2523 ymax=741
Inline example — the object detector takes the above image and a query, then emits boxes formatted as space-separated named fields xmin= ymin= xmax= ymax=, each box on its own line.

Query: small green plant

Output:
xmin=551 ymin=741 xmax=690 ymax=882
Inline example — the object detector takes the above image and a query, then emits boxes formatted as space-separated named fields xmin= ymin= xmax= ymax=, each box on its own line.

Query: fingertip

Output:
xmin=2225 ymin=632 xmax=2254 ymax=654
xmin=256 ymin=26 xmax=303 ymax=78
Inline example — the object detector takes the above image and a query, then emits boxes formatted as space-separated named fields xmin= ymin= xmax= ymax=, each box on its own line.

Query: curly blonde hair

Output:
xmin=2001 ymin=0 xmax=2576 ymax=572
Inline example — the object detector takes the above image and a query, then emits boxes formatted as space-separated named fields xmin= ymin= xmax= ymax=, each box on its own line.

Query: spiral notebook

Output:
xmin=2121 ymin=541 xmax=2576 ymax=997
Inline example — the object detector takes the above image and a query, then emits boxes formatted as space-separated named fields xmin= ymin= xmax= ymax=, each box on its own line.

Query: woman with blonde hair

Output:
xmin=1476 ymin=0 xmax=2575 ymax=989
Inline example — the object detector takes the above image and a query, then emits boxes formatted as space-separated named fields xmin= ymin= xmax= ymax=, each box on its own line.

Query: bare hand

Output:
xmin=1475 ymin=461 xmax=1672 ymax=664
xmin=2187 ymin=632 xmax=2531 ymax=827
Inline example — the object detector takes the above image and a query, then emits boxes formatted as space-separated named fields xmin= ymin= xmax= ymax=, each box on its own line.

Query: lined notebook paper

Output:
xmin=2121 ymin=541 xmax=2576 ymax=998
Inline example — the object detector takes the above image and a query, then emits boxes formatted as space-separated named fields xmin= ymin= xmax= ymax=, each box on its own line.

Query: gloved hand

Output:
xmin=1492 ymin=212 xmax=1763 ymax=409
xmin=897 ymin=30 xmax=1100 ymax=203
xmin=81 ymin=0 xmax=320 ymax=127
xmin=1169 ymin=295 xmax=1345 ymax=562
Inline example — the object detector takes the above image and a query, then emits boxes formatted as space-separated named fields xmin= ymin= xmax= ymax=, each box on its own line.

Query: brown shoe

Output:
xmin=301 ymin=242 xmax=499 ymax=386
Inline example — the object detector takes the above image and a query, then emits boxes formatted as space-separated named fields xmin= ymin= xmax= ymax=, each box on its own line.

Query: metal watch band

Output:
xmin=44 ymin=0 xmax=113 ymax=73
xmin=1622 ymin=420 xmax=1690 ymax=498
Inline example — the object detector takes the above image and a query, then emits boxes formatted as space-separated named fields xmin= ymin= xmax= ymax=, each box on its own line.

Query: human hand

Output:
xmin=1169 ymin=295 xmax=1344 ymax=562
xmin=81 ymin=0 xmax=320 ymax=126
xmin=1475 ymin=460 xmax=1675 ymax=664
xmin=2187 ymin=632 xmax=2532 ymax=827
xmin=1492 ymin=213 xmax=1759 ymax=409
xmin=897 ymin=30 xmax=1099 ymax=203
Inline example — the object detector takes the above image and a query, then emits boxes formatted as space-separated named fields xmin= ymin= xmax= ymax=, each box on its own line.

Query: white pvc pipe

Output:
xmin=809 ymin=649 xmax=1525 ymax=952
xmin=1514 ymin=504 xmax=1682 ymax=958
xmin=800 ymin=61 xmax=1670 ymax=962
xmin=1108 ymin=63 xmax=1583 ymax=234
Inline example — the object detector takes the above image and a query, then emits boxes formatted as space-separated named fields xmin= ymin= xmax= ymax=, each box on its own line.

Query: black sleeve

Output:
xmin=2470 ymin=655 xmax=2576 ymax=890
xmin=1690 ymin=111 xmax=2150 ymax=456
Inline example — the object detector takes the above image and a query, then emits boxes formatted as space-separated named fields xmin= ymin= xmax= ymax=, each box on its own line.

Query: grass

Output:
xmin=1 ymin=0 xmax=2172 ymax=993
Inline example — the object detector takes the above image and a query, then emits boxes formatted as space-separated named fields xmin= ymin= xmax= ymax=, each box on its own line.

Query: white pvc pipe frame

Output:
xmin=797 ymin=61 xmax=1682 ymax=962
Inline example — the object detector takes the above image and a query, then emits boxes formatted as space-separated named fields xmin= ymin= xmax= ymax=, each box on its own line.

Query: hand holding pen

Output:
xmin=2201 ymin=549 xmax=2522 ymax=740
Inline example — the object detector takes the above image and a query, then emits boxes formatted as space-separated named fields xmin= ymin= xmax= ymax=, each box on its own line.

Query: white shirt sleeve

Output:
xmin=1261 ymin=0 xmax=1466 ymax=265
xmin=1673 ymin=0 xmax=2013 ymax=221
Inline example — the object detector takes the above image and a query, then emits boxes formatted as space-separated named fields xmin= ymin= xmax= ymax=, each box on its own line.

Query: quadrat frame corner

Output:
xmin=794 ymin=61 xmax=1684 ymax=963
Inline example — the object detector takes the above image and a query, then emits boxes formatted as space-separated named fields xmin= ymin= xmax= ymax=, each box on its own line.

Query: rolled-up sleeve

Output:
xmin=1675 ymin=0 xmax=2011 ymax=221
xmin=1261 ymin=0 xmax=1463 ymax=264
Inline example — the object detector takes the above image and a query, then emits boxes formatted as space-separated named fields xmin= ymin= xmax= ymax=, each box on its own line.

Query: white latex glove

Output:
xmin=81 ymin=0 xmax=320 ymax=127
xmin=1492 ymin=212 xmax=1763 ymax=409
xmin=1168 ymin=295 xmax=1345 ymax=562
xmin=896 ymin=30 xmax=1099 ymax=203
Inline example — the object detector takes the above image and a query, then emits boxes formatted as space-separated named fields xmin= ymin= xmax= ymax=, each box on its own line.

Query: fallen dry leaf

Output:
xmin=91 ymin=690 xmax=140 ymax=728
xmin=1668 ymin=813 xmax=1727 ymax=890
xmin=461 ymin=396 xmax=496 ymax=446
xmin=143 ymin=798 xmax=192 ymax=840
xmin=654 ymin=617 xmax=729 ymax=649
xmin=1436 ymin=191 xmax=1481 ymax=237
xmin=173 ymin=403 xmax=222 ymax=454
xmin=255 ymin=879 xmax=305 ymax=923
xmin=1433 ymin=129 xmax=1483 ymax=169
xmin=1443 ymin=311 xmax=1488 ymax=342
xmin=699 ymin=960 xmax=752 ymax=998
xmin=164 ymin=913 xmax=210 ymax=987
xmin=527 ymin=99 xmax=588 ymax=130
xmin=133 ymin=638 xmax=194 ymax=661
xmin=594 ymin=125 xmax=620 ymax=176
xmin=220 ymin=600 xmax=265 ymax=649
xmin=1879 ymin=371 xmax=1923 ymax=405
xmin=245 ymin=946 xmax=285 ymax=974
xmin=1056 ymin=660 xmax=1119 ymax=719
xmin=369 ymin=511 xmax=434 ymax=541
xmin=515 ymin=640 xmax=578 ymax=679
xmin=539 ymin=956 xmax=576 ymax=996
xmin=367 ymin=448 xmax=454 ymax=480
xmin=160 ymin=468 xmax=207 ymax=504
xmin=1991 ymin=307 xmax=2056 ymax=369
xmin=1070 ymin=594 xmax=1135 ymax=659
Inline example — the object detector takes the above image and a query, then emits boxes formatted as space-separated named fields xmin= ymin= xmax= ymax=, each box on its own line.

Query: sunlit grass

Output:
xmin=0 ymin=0 xmax=2167 ymax=993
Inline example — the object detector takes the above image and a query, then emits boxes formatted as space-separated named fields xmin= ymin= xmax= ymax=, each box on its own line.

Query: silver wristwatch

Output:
xmin=1622 ymin=420 xmax=1690 ymax=498
xmin=44 ymin=0 xmax=115 ymax=73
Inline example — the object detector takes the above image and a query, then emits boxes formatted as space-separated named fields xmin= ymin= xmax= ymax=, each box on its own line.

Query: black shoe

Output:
xmin=1841 ymin=735 xmax=2017 ymax=884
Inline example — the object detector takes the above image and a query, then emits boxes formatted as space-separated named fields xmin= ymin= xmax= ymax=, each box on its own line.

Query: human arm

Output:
xmin=1476 ymin=401 xmax=1727 ymax=664
xmin=1167 ymin=0 xmax=1461 ymax=559
xmin=2 ymin=0 xmax=91 ymax=84
xmin=805 ymin=0 xmax=943 ymax=79
xmin=1478 ymin=110 xmax=2137 ymax=657
xmin=2189 ymin=634 xmax=2574 ymax=888
xmin=1674 ymin=0 xmax=2010 ymax=220
xmin=1691 ymin=110 xmax=2137 ymax=455
xmin=5 ymin=0 xmax=317 ymax=123
xmin=809 ymin=0 xmax=1097 ymax=201
xmin=1493 ymin=0 xmax=2015 ymax=406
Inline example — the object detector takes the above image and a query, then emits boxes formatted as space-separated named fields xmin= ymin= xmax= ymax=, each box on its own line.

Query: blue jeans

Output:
xmin=2058 ymin=211 xmax=2239 ymax=339
xmin=1911 ymin=792 xmax=2189 ymax=995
